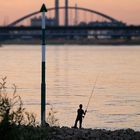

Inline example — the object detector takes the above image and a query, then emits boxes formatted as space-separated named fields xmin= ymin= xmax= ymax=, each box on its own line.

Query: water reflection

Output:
xmin=0 ymin=45 xmax=140 ymax=130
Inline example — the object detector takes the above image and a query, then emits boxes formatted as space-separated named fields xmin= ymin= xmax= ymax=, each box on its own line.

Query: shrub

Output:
xmin=0 ymin=77 xmax=37 ymax=128
xmin=0 ymin=77 xmax=58 ymax=140
xmin=47 ymin=106 xmax=59 ymax=127
xmin=0 ymin=77 xmax=39 ymax=139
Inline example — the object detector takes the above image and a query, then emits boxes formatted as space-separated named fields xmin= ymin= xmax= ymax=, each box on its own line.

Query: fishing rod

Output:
xmin=85 ymin=74 xmax=100 ymax=112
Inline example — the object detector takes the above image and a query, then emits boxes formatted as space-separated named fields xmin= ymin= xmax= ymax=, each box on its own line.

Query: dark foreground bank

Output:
xmin=1 ymin=125 xmax=140 ymax=140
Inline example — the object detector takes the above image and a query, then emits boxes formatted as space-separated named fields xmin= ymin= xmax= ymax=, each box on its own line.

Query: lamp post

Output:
xmin=40 ymin=3 xmax=47 ymax=126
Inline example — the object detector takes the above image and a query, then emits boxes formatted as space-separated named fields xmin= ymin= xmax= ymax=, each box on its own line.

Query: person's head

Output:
xmin=79 ymin=104 xmax=83 ymax=109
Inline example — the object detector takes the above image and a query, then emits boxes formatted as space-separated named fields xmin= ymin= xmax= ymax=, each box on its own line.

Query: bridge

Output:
xmin=8 ymin=6 xmax=121 ymax=27
xmin=0 ymin=2 xmax=140 ymax=43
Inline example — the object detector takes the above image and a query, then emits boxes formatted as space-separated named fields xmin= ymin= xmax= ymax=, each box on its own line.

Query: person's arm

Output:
xmin=82 ymin=109 xmax=87 ymax=118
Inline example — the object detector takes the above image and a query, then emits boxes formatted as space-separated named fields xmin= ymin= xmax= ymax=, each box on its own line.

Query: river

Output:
xmin=0 ymin=45 xmax=140 ymax=130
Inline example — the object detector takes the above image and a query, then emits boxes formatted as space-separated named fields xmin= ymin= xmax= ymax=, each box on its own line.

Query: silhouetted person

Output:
xmin=74 ymin=104 xmax=87 ymax=128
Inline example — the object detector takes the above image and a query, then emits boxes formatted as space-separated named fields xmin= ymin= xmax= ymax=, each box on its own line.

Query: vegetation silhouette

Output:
xmin=47 ymin=106 xmax=59 ymax=127
xmin=0 ymin=77 xmax=58 ymax=140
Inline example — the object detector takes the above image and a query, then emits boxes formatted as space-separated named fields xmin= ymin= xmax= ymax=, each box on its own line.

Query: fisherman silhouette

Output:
xmin=73 ymin=104 xmax=87 ymax=128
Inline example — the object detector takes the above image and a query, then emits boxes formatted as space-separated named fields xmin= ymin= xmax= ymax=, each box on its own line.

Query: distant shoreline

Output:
xmin=1 ymin=38 xmax=140 ymax=45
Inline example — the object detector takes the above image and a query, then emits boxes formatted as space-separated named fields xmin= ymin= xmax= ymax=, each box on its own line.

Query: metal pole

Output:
xmin=40 ymin=4 xmax=47 ymax=126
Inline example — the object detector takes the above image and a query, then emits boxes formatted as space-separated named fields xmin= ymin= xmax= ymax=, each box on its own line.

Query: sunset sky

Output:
xmin=0 ymin=0 xmax=140 ymax=25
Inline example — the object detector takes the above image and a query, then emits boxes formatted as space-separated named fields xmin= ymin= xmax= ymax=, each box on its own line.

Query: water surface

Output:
xmin=0 ymin=45 xmax=140 ymax=130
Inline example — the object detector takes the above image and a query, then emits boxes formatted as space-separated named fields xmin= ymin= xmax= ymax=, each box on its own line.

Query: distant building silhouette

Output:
xmin=79 ymin=21 xmax=125 ymax=27
xmin=30 ymin=16 xmax=56 ymax=26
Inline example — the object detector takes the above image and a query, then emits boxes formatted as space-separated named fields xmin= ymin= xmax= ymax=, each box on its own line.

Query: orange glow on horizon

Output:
xmin=0 ymin=0 xmax=140 ymax=25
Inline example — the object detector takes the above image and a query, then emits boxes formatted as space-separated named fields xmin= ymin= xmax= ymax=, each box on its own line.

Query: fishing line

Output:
xmin=85 ymin=74 xmax=100 ymax=112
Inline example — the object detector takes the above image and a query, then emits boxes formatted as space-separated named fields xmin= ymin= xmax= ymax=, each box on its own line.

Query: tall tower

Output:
xmin=65 ymin=0 xmax=68 ymax=26
xmin=75 ymin=3 xmax=78 ymax=25
xmin=55 ymin=0 xmax=59 ymax=26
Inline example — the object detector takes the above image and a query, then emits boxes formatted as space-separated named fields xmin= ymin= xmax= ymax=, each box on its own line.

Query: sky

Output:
xmin=0 ymin=0 xmax=140 ymax=25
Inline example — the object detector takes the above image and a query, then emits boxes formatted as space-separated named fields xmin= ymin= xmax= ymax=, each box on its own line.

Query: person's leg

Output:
xmin=74 ymin=118 xmax=78 ymax=128
xmin=79 ymin=119 xmax=82 ymax=128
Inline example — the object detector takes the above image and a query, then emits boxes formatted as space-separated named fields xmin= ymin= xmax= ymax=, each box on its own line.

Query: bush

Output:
xmin=0 ymin=77 xmax=59 ymax=140
xmin=0 ymin=77 xmax=37 ymax=139
xmin=47 ymin=106 xmax=59 ymax=127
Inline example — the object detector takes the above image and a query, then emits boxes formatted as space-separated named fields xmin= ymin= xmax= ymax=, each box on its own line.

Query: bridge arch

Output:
xmin=8 ymin=6 xmax=120 ymax=26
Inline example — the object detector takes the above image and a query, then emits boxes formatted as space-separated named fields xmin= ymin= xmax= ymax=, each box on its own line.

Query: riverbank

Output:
xmin=1 ymin=38 xmax=140 ymax=45
xmin=1 ymin=125 xmax=140 ymax=140
xmin=46 ymin=127 xmax=140 ymax=140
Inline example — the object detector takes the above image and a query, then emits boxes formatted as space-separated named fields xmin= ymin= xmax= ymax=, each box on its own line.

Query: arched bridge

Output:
xmin=8 ymin=6 xmax=121 ymax=27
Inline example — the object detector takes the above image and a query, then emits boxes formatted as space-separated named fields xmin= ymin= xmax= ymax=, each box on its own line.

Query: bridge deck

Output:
xmin=0 ymin=26 xmax=140 ymax=31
